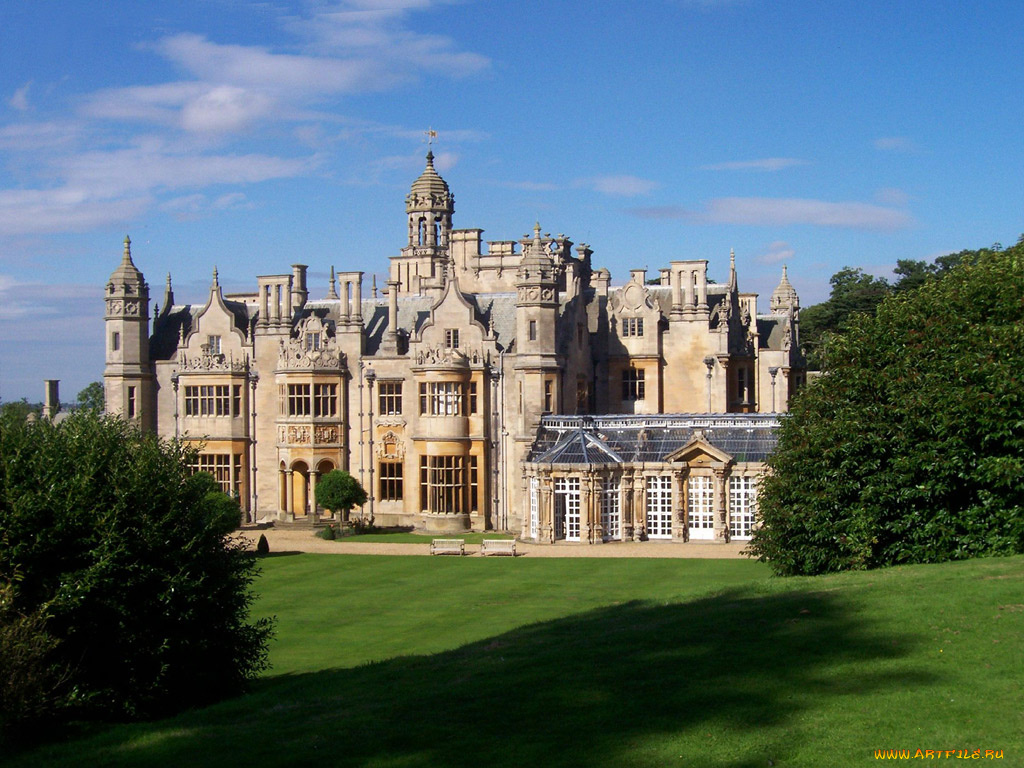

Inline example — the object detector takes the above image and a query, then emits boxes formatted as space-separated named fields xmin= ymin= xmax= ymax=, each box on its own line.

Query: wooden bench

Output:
xmin=480 ymin=538 xmax=516 ymax=557
xmin=430 ymin=538 xmax=466 ymax=556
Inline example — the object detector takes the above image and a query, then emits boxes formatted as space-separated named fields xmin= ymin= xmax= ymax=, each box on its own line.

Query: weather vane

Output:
xmin=424 ymin=127 xmax=438 ymax=146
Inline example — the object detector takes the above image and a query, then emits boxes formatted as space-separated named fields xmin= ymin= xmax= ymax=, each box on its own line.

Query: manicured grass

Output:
xmin=12 ymin=554 xmax=1024 ymax=767
xmin=328 ymin=529 xmax=515 ymax=544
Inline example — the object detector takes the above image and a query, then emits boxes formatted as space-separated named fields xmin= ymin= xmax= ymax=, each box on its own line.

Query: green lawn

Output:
xmin=326 ymin=529 xmax=515 ymax=544
xmin=12 ymin=554 xmax=1024 ymax=767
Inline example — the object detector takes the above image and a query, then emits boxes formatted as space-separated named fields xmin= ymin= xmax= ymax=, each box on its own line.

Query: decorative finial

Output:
xmin=371 ymin=274 xmax=378 ymax=298
xmin=123 ymin=235 xmax=132 ymax=261
xmin=327 ymin=266 xmax=339 ymax=299
xmin=166 ymin=272 xmax=172 ymax=291
xmin=730 ymin=248 xmax=736 ymax=266
xmin=425 ymin=149 xmax=435 ymax=165
xmin=212 ymin=266 xmax=219 ymax=289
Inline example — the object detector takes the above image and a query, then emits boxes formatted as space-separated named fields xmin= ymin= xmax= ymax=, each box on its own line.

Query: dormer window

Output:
xmin=444 ymin=328 xmax=460 ymax=349
xmin=207 ymin=335 xmax=222 ymax=355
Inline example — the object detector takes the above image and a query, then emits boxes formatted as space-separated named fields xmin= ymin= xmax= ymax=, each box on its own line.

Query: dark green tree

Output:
xmin=749 ymin=240 xmax=1024 ymax=575
xmin=315 ymin=469 xmax=367 ymax=522
xmin=0 ymin=410 xmax=274 ymax=722
xmin=75 ymin=381 xmax=105 ymax=413
xmin=799 ymin=267 xmax=890 ymax=368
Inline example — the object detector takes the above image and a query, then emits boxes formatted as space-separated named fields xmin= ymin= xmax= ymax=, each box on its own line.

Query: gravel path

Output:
xmin=238 ymin=527 xmax=752 ymax=559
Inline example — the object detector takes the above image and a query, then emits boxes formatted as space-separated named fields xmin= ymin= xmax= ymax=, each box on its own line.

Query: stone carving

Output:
xmin=377 ymin=415 xmax=407 ymax=428
xmin=314 ymin=425 xmax=339 ymax=444
xmin=287 ymin=425 xmax=311 ymax=445
xmin=179 ymin=352 xmax=250 ymax=373
xmin=414 ymin=344 xmax=485 ymax=366
xmin=278 ymin=315 xmax=346 ymax=371
xmin=377 ymin=430 xmax=405 ymax=459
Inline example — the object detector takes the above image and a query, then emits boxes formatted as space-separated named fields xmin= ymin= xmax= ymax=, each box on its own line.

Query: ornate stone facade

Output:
xmin=103 ymin=154 xmax=805 ymax=542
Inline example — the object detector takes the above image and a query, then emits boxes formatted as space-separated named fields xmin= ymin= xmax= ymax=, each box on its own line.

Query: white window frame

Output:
xmin=554 ymin=477 xmax=580 ymax=542
xmin=688 ymin=475 xmax=715 ymax=540
xmin=729 ymin=475 xmax=757 ymax=540
xmin=601 ymin=477 xmax=621 ymax=541
xmin=646 ymin=475 xmax=673 ymax=539
xmin=529 ymin=477 xmax=539 ymax=539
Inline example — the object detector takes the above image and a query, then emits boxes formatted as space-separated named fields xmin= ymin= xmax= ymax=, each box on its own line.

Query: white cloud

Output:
xmin=58 ymin=144 xmax=314 ymax=198
xmin=8 ymin=82 xmax=31 ymax=111
xmin=756 ymin=240 xmax=795 ymax=264
xmin=289 ymin=3 xmax=490 ymax=79
xmin=701 ymin=157 xmax=808 ymax=172
xmin=0 ymin=189 xmax=152 ymax=236
xmin=179 ymin=85 xmax=275 ymax=133
xmin=631 ymin=197 xmax=913 ymax=230
xmin=580 ymin=175 xmax=659 ymax=197
xmin=0 ymin=121 xmax=80 ymax=151
xmin=874 ymin=136 xmax=917 ymax=152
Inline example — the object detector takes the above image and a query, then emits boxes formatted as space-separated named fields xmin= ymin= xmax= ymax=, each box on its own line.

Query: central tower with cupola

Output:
xmin=391 ymin=151 xmax=455 ymax=294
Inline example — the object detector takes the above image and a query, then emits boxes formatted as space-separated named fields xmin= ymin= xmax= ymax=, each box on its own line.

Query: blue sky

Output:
xmin=2 ymin=0 xmax=1023 ymax=402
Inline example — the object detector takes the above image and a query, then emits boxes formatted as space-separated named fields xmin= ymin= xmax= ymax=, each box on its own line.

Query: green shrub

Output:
xmin=0 ymin=410 xmax=274 ymax=721
xmin=256 ymin=534 xmax=270 ymax=556
xmin=316 ymin=525 xmax=337 ymax=541
xmin=0 ymin=580 xmax=67 ymax=745
xmin=750 ymin=241 xmax=1024 ymax=575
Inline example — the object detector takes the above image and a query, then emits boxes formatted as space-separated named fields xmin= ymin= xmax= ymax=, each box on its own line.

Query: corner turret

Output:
xmin=103 ymin=235 xmax=154 ymax=427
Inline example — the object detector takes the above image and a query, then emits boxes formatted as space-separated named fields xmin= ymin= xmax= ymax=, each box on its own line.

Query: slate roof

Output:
xmin=528 ymin=414 xmax=780 ymax=465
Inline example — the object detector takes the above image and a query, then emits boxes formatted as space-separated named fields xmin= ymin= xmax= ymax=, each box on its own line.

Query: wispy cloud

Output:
xmin=701 ymin=157 xmax=808 ymax=172
xmin=8 ymin=82 xmax=31 ymax=111
xmin=81 ymin=5 xmax=490 ymax=136
xmin=578 ymin=175 xmax=660 ymax=197
xmin=631 ymin=197 xmax=913 ymax=230
xmin=874 ymin=136 xmax=917 ymax=152
xmin=0 ymin=189 xmax=152 ymax=237
xmin=755 ymin=240 xmax=795 ymax=264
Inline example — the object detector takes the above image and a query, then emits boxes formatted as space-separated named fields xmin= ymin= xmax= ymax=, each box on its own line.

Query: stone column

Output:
xmin=354 ymin=274 xmax=363 ymax=320
xmin=310 ymin=469 xmax=319 ymax=522
xmin=540 ymin=480 xmax=554 ymax=543
xmin=634 ymin=474 xmax=647 ymax=541
xmin=713 ymin=466 xmax=729 ymax=542
xmin=259 ymin=285 xmax=269 ymax=325
xmin=284 ymin=469 xmax=294 ymax=520
xmin=284 ymin=277 xmax=293 ymax=321
xmin=590 ymin=473 xmax=604 ymax=543
xmin=581 ymin=473 xmax=594 ymax=544
xmin=341 ymin=280 xmax=350 ymax=319
xmin=672 ymin=468 xmax=688 ymax=541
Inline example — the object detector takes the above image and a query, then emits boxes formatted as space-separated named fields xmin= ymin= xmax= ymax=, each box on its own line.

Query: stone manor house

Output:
xmin=104 ymin=152 xmax=805 ymax=544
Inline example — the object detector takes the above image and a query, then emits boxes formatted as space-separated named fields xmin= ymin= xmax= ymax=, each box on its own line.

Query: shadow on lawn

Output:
xmin=29 ymin=587 xmax=929 ymax=768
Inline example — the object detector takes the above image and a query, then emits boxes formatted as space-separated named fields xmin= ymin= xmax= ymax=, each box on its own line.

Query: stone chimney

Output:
xmin=42 ymin=379 xmax=60 ymax=420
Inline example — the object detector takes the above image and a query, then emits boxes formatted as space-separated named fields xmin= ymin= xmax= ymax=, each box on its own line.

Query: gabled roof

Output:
xmin=533 ymin=428 xmax=624 ymax=465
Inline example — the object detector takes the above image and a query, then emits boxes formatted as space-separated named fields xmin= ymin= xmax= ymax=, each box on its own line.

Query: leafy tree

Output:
xmin=316 ymin=469 xmax=367 ymax=521
xmin=0 ymin=410 xmax=274 ymax=723
xmin=0 ymin=399 xmax=40 ymax=421
xmin=799 ymin=267 xmax=890 ymax=368
xmin=75 ymin=381 xmax=105 ymax=413
xmin=749 ymin=240 xmax=1024 ymax=575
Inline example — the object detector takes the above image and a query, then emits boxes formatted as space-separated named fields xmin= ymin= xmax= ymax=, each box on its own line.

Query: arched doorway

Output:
xmin=291 ymin=461 xmax=310 ymax=516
